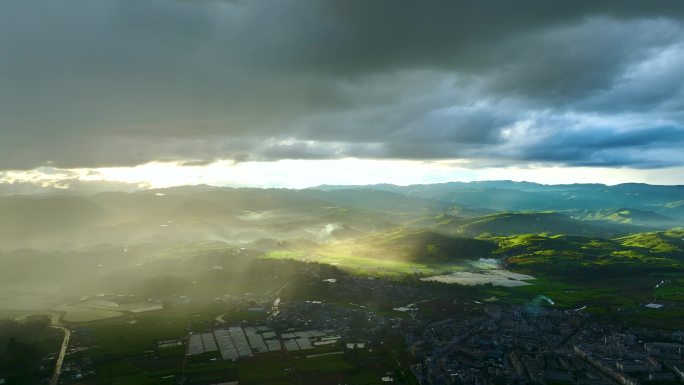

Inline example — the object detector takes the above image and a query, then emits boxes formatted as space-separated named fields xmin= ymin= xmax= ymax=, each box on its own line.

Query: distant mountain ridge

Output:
xmin=313 ymin=181 xmax=684 ymax=220
xmin=0 ymin=181 xmax=681 ymax=251
xmin=313 ymin=180 xmax=684 ymax=191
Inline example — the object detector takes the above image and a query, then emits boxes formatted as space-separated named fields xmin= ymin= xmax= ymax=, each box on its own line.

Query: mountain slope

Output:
xmin=361 ymin=228 xmax=497 ymax=262
xmin=569 ymin=208 xmax=677 ymax=228
xmin=617 ymin=229 xmax=684 ymax=256
xmin=453 ymin=212 xmax=632 ymax=237
xmin=497 ymin=233 xmax=684 ymax=278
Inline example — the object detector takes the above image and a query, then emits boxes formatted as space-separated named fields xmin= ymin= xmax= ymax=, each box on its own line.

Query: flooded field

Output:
xmin=57 ymin=299 xmax=164 ymax=322
xmin=58 ymin=306 xmax=123 ymax=323
xmin=421 ymin=269 xmax=535 ymax=287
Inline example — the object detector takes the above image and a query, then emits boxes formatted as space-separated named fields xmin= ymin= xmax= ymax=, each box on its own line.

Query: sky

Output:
xmin=1 ymin=0 xmax=684 ymax=191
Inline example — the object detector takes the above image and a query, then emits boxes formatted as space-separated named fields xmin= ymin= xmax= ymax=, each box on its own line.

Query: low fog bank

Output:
xmin=0 ymin=183 xmax=682 ymax=315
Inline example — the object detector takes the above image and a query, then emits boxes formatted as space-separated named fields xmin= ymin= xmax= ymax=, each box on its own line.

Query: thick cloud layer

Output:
xmin=1 ymin=0 xmax=684 ymax=169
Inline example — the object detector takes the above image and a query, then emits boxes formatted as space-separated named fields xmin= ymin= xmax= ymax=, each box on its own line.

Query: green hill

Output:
xmin=660 ymin=200 xmax=684 ymax=220
xmin=364 ymin=228 xmax=497 ymax=262
xmin=497 ymin=232 xmax=684 ymax=278
xmin=318 ymin=181 xmax=684 ymax=212
xmin=454 ymin=212 xmax=628 ymax=237
xmin=569 ymin=208 xmax=676 ymax=227
xmin=617 ymin=229 xmax=684 ymax=256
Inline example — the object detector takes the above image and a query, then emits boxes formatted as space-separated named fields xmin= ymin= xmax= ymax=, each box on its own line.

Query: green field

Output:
xmin=154 ymin=339 xmax=410 ymax=385
xmin=61 ymin=302 xmax=274 ymax=384
xmin=262 ymin=249 xmax=466 ymax=276
xmin=68 ymin=302 xmax=416 ymax=385
xmin=261 ymin=241 xmax=684 ymax=329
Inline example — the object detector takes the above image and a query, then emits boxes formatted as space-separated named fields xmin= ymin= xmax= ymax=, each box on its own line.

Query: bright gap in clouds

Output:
xmin=87 ymin=159 xmax=476 ymax=189
xmin=5 ymin=159 xmax=682 ymax=191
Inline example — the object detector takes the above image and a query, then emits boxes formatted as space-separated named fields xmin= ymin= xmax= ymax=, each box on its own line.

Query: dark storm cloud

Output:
xmin=1 ymin=0 xmax=684 ymax=169
xmin=510 ymin=126 xmax=684 ymax=168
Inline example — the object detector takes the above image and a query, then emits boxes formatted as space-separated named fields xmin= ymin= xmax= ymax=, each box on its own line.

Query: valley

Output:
xmin=1 ymin=181 xmax=684 ymax=384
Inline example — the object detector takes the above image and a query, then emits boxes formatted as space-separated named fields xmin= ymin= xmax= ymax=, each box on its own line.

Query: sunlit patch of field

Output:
xmin=261 ymin=248 xmax=466 ymax=276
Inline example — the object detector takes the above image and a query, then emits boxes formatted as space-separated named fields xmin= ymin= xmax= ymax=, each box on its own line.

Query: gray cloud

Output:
xmin=1 ymin=0 xmax=684 ymax=170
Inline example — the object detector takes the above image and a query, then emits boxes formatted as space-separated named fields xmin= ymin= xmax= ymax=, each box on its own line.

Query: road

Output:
xmin=49 ymin=313 xmax=71 ymax=385
xmin=49 ymin=325 xmax=70 ymax=385
xmin=12 ymin=310 xmax=71 ymax=385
